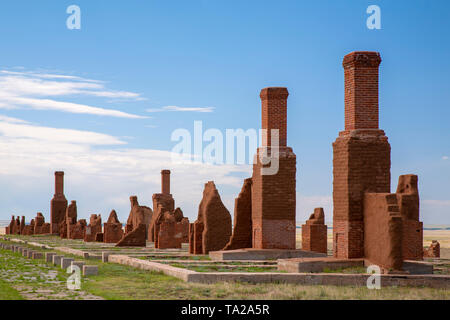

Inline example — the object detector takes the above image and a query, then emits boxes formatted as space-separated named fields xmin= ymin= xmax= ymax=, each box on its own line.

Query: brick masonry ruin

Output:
xmin=115 ymin=196 xmax=152 ymax=247
xmin=332 ymin=51 xmax=423 ymax=271
xmin=50 ymin=171 xmax=68 ymax=234
xmin=151 ymin=170 xmax=189 ymax=249
xmin=103 ymin=210 xmax=124 ymax=243
xmin=302 ymin=208 xmax=328 ymax=254
xmin=423 ymin=240 xmax=440 ymax=258
xmin=223 ymin=178 xmax=253 ymax=250
xmin=84 ymin=214 xmax=102 ymax=242
xmin=189 ymin=181 xmax=232 ymax=254
xmin=251 ymin=87 xmax=297 ymax=249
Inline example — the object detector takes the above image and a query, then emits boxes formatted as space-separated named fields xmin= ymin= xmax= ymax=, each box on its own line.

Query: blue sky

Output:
xmin=0 ymin=0 xmax=448 ymax=225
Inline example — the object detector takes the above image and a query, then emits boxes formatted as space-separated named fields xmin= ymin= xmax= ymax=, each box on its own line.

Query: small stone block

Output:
xmin=83 ymin=265 xmax=98 ymax=276
xmin=52 ymin=255 xmax=63 ymax=265
xmin=46 ymin=252 xmax=56 ymax=263
xmin=32 ymin=252 xmax=43 ymax=259
xmin=61 ymin=258 xmax=74 ymax=270
xmin=27 ymin=251 xmax=34 ymax=258
xmin=102 ymin=252 xmax=110 ymax=263
xmin=71 ymin=261 xmax=85 ymax=271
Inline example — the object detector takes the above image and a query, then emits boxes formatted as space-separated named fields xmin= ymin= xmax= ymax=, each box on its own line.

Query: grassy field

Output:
xmin=1 ymin=229 xmax=450 ymax=300
xmin=1 ymin=245 xmax=449 ymax=300
xmin=0 ymin=280 xmax=23 ymax=300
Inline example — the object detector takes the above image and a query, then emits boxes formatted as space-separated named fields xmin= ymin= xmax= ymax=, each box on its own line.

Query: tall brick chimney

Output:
xmin=50 ymin=171 xmax=68 ymax=234
xmin=333 ymin=51 xmax=391 ymax=259
xmin=260 ymin=87 xmax=288 ymax=147
xmin=343 ymin=51 xmax=381 ymax=131
xmin=161 ymin=170 xmax=171 ymax=195
xmin=251 ymin=87 xmax=297 ymax=250
xmin=55 ymin=171 xmax=64 ymax=195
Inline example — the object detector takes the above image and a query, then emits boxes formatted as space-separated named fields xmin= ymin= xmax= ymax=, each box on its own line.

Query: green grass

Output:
xmin=3 ymin=237 xmax=450 ymax=300
xmin=0 ymin=280 xmax=23 ymax=300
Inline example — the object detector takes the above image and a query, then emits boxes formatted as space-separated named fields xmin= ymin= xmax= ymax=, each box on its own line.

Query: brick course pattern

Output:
xmin=252 ymin=87 xmax=297 ymax=250
xmin=302 ymin=208 xmax=328 ymax=254
xmin=189 ymin=182 xmax=231 ymax=254
xmin=223 ymin=178 xmax=253 ymax=250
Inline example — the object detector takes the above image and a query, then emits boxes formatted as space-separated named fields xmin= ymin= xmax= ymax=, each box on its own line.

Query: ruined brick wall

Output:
xmin=423 ymin=240 xmax=440 ymax=258
xmin=116 ymin=224 xmax=146 ymax=247
xmin=68 ymin=219 xmax=86 ymax=240
xmin=20 ymin=216 xmax=25 ymax=235
xmin=50 ymin=171 xmax=68 ymax=234
xmin=84 ymin=214 xmax=102 ymax=242
xmin=363 ymin=193 xmax=403 ymax=270
xmin=127 ymin=196 xmax=153 ymax=240
xmin=191 ymin=182 xmax=231 ymax=254
xmin=302 ymin=208 xmax=328 ymax=254
xmin=175 ymin=217 xmax=189 ymax=243
xmin=223 ymin=178 xmax=253 ymax=250
xmin=157 ymin=220 xmax=181 ymax=249
xmin=252 ymin=87 xmax=296 ymax=250
xmin=34 ymin=213 xmax=49 ymax=235
xmin=189 ymin=221 xmax=204 ymax=254
xmin=104 ymin=210 xmax=124 ymax=243
xmin=150 ymin=194 xmax=174 ymax=241
xmin=333 ymin=52 xmax=391 ymax=259
xmin=396 ymin=175 xmax=423 ymax=260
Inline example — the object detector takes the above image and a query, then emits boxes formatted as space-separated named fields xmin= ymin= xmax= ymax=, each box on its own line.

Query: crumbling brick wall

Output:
xmin=223 ymin=178 xmax=253 ymax=250
xmin=364 ymin=193 xmax=403 ymax=270
xmin=84 ymin=214 xmax=102 ymax=242
xmin=116 ymin=224 xmax=146 ymax=247
xmin=189 ymin=181 xmax=231 ymax=254
xmin=104 ymin=210 xmax=124 ymax=243
xmin=396 ymin=175 xmax=423 ymax=260
xmin=302 ymin=208 xmax=328 ymax=254
xmin=423 ymin=240 xmax=440 ymax=258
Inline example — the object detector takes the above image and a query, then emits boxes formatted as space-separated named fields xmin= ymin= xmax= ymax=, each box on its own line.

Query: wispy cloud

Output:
xmin=0 ymin=114 xmax=125 ymax=145
xmin=0 ymin=69 xmax=147 ymax=118
xmin=0 ymin=113 xmax=247 ymax=222
xmin=146 ymin=105 xmax=215 ymax=113
xmin=443 ymin=156 xmax=449 ymax=160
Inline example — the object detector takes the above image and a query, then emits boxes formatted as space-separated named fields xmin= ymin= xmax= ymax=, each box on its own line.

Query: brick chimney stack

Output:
xmin=333 ymin=51 xmax=390 ymax=259
xmin=55 ymin=171 xmax=64 ymax=195
xmin=161 ymin=170 xmax=171 ymax=195
xmin=50 ymin=171 xmax=68 ymax=234
xmin=260 ymin=87 xmax=289 ymax=147
xmin=343 ymin=51 xmax=382 ymax=131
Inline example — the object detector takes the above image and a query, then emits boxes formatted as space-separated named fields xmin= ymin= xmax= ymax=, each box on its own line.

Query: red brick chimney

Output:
xmin=260 ymin=87 xmax=289 ymax=147
xmin=161 ymin=170 xmax=171 ymax=195
xmin=343 ymin=51 xmax=382 ymax=131
xmin=55 ymin=171 xmax=64 ymax=195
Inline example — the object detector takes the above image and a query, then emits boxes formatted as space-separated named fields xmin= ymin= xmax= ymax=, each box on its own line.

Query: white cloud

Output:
xmin=0 ymin=114 xmax=247 ymax=223
xmin=147 ymin=106 xmax=215 ymax=113
xmin=442 ymin=156 xmax=449 ymax=160
xmin=0 ymin=69 xmax=146 ymax=118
